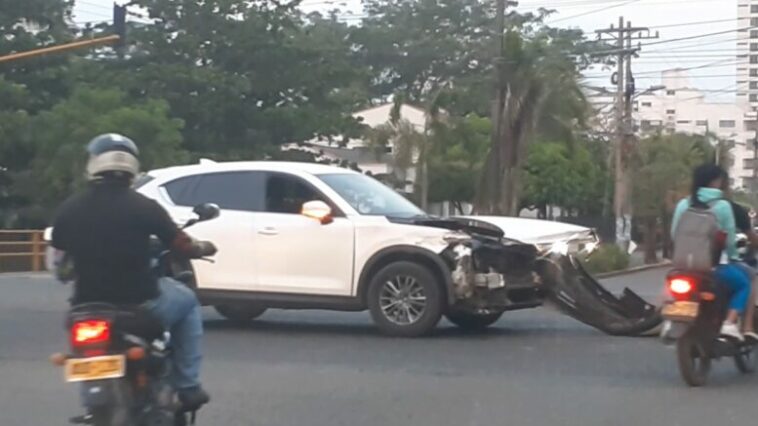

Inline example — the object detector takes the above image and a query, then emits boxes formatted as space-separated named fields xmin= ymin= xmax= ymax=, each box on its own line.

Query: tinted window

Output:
xmin=164 ymin=172 xmax=264 ymax=211
xmin=164 ymin=175 xmax=202 ymax=206
xmin=265 ymin=173 xmax=324 ymax=214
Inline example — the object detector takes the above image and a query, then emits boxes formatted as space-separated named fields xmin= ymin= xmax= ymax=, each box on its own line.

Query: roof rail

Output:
xmin=198 ymin=158 xmax=216 ymax=165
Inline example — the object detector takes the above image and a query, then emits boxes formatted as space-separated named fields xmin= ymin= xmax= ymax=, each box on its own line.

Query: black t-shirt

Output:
xmin=52 ymin=181 xmax=179 ymax=305
xmin=730 ymin=201 xmax=756 ymax=266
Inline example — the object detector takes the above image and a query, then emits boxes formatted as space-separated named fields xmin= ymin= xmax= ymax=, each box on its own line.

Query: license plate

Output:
xmin=64 ymin=355 xmax=126 ymax=383
xmin=662 ymin=301 xmax=700 ymax=320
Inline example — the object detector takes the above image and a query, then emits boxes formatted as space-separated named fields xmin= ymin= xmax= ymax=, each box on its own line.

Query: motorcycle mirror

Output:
xmin=192 ymin=203 xmax=220 ymax=222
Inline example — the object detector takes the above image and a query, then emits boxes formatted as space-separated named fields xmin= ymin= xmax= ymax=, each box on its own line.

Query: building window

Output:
xmin=752 ymin=17 xmax=758 ymax=26
xmin=666 ymin=90 xmax=676 ymax=96
xmin=745 ymin=120 xmax=758 ymax=131
xmin=676 ymin=120 xmax=691 ymax=124
xmin=751 ymin=94 xmax=758 ymax=103
xmin=752 ymin=5 xmax=758 ymax=13
xmin=751 ymin=81 xmax=758 ymax=90
xmin=751 ymin=55 xmax=758 ymax=64
xmin=752 ymin=30 xmax=758 ymax=39
xmin=696 ymin=120 xmax=708 ymax=126
xmin=641 ymin=102 xmax=652 ymax=107
xmin=752 ymin=43 xmax=758 ymax=52
xmin=751 ymin=69 xmax=758 ymax=77
xmin=666 ymin=109 xmax=676 ymax=114
xmin=719 ymin=120 xmax=736 ymax=128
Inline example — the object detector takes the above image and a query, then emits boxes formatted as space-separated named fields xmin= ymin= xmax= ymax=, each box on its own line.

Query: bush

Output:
xmin=579 ymin=244 xmax=630 ymax=275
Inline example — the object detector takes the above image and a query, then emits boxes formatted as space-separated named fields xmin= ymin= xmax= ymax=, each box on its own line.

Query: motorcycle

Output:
xmin=661 ymin=237 xmax=758 ymax=387
xmin=49 ymin=203 xmax=220 ymax=426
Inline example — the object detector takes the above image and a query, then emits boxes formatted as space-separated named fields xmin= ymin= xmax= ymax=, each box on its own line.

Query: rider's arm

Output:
xmin=713 ymin=200 xmax=738 ymax=260
xmin=143 ymin=199 xmax=214 ymax=258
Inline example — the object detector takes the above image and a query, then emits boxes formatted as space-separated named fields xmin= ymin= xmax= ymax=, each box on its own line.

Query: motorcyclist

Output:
xmin=671 ymin=164 xmax=751 ymax=341
xmin=727 ymin=199 xmax=758 ymax=341
xmin=51 ymin=133 xmax=214 ymax=410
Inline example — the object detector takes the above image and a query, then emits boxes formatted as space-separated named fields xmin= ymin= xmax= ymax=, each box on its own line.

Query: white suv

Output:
xmin=133 ymin=161 xmax=597 ymax=336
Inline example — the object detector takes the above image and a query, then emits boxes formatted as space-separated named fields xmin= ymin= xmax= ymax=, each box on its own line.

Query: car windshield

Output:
xmin=318 ymin=173 xmax=424 ymax=217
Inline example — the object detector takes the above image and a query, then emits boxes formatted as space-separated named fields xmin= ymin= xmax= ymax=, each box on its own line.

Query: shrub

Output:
xmin=579 ymin=244 xmax=630 ymax=274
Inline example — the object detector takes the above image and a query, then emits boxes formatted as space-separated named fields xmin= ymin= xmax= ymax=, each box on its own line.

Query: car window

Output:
xmin=164 ymin=172 xmax=265 ymax=212
xmin=264 ymin=173 xmax=325 ymax=214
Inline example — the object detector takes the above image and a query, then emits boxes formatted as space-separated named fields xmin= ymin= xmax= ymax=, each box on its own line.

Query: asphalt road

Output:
xmin=1 ymin=269 xmax=757 ymax=426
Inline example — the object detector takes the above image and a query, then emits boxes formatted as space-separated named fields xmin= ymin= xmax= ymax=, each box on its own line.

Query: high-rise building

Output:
xmin=738 ymin=1 xmax=758 ymax=108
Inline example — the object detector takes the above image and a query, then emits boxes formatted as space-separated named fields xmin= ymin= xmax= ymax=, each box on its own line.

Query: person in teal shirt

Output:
xmin=671 ymin=164 xmax=751 ymax=341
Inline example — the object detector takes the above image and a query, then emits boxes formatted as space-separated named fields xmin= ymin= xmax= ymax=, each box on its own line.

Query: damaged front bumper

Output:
xmin=442 ymin=237 xmax=661 ymax=337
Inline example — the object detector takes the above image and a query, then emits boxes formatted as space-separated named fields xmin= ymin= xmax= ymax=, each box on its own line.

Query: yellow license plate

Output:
xmin=662 ymin=301 xmax=700 ymax=320
xmin=64 ymin=355 xmax=126 ymax=383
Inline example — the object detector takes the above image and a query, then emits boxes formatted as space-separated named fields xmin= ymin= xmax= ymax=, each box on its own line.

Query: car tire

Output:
xmin=445 ymin=311 xmax=503 ymax=330
xmin=214 ymin=304 xmax=267 ymax=323
xmin=367 ymin=261 xmax=444 ymax=337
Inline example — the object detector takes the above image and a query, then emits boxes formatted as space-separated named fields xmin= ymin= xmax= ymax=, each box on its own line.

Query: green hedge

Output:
xmin=579 ymin=244 xmax=630 ymax=275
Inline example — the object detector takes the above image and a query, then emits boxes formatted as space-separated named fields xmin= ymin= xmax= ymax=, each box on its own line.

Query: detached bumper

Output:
xmin=537 ymin=254 xmax=663 ymax=337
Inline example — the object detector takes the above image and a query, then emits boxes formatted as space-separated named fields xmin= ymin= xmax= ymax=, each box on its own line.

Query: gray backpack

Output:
xmin=672 ymin=201 xmax=723 ymax=272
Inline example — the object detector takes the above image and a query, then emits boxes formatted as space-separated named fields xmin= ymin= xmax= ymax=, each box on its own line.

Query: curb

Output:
xmin=594 ymin=261 xmax=672 ymax=279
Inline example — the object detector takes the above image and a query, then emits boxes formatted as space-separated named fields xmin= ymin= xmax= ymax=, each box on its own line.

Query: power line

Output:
xmin=647 ymin=18 xmax=736 ymax=29
xmin=547 ymin=0 xmax=642 ymax=24
xmin=76 ymin=0 xmax=111 ymax=11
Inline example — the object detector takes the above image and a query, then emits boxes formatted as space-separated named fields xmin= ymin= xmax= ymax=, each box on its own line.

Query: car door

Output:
xmin=161 ymin=171 xmax=265 ymax=292
xmin=251 ymin=171 xmax=355 ymax=296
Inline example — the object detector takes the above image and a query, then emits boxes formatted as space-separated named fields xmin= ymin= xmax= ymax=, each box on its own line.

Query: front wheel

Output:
xmin=676 ymin=333 xmax=711 ymax=387
xmin=367 ymin=261 xmax=444 ymax=337
xmin=214 ymin=304 xmax=267 ymax=323
xmin=445 ymin=311 xmax=503 ymax=330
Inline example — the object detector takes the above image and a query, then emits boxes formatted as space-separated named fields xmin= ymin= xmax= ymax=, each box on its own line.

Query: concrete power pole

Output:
xmin=595 ymin=17 xmax=658 ymax=251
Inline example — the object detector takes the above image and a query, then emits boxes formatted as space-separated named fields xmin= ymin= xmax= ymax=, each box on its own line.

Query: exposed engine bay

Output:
xmin=395 ymin=216 xmax=662 ymax=337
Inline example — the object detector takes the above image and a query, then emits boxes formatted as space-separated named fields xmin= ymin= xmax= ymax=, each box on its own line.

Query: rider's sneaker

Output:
xmin=743 ymin=331 xmax=758 ymax=343
xmin=178 ymin=386 xmax=210 ymax=411
xmin=719 ymin=322 xmax=745 ymax=341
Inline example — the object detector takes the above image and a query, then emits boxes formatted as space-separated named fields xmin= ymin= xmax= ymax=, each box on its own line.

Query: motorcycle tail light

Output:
xmin=71 ymin=320 xmax=111 ymax=347
xmin=668 ymin=276 xmax=695 ymax=296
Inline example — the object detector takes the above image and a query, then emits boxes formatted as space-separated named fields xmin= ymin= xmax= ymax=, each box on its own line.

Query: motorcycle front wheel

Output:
xmin=676 ymin=332 xmax=711 ymax=387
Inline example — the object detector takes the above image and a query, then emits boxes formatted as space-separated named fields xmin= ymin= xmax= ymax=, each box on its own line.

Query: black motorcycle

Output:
xmin=50 ymin=203 xmax=220 ymax=426
xmin=661 ymin=267 xmax=758 ymax=387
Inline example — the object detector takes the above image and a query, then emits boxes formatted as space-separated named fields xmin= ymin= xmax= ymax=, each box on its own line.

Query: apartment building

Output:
xmin=738 ymin=0 xmax=758 ymax=109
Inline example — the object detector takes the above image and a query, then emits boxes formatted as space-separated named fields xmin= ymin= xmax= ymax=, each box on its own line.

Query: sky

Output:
xmin=73 ymin=0 xmax=739 ymax=99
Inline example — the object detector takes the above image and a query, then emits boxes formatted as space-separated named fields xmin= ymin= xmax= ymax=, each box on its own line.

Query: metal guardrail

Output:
xmin=0 ymin=230 xmax=46 ymax=272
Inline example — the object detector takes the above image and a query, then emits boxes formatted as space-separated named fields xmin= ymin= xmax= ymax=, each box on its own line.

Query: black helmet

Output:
xmin=86 ymin=133 xmax=140 ymax=180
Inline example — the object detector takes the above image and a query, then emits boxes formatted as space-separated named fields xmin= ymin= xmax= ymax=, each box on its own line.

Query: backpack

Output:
xmin=672 ymin=201 xmax=725 ymax=272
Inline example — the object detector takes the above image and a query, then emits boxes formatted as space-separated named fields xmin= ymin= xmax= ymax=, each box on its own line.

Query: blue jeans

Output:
xmin=714 ymin=263 xmax=751 ymax=315
xmin=143 ymin=278 xmax=203 ymax=390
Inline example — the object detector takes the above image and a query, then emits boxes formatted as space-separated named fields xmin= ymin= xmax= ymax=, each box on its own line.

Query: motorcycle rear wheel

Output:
xmin=734 ymin=345 xmax=757 ymax=374
xmin=676 ymin=333 xmax=711 ymax=387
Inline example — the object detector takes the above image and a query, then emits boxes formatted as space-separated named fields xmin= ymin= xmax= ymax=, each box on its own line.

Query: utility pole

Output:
xmin=595 ymin=17 xmax=659 ymax=251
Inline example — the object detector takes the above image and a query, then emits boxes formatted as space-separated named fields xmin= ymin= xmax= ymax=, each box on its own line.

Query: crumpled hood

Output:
xmin=455 ymin=216 xmax=596 ymax=244
xmin=696 ymin=187 xmax=724 ymax=203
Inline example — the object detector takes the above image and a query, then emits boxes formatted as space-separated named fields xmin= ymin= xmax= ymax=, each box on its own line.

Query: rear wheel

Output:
xmin=214 ymin=304 xmax=267 ymax=323
xmin=676 ymin=333 xmax=711 ymax=387
xmin=445 ymin=311 xmax=503 ymax=331
xmin=367 ymin=261 xmax=444 ymax=337
xmin=735 ymin=345 xmax=757 ymax=374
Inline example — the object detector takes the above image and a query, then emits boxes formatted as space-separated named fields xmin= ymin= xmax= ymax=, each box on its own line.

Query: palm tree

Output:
xmin=366 ymin=95 xmax=446 ymax=211
xmin=475 ymin=30 xmax=589 ymax=216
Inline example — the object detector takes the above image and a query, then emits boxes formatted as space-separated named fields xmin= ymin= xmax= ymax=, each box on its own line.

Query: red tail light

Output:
xmin=668 ymin=276 xmax=695 ymax=296
xmin=71 ymin=320 xmax=111 ymax=346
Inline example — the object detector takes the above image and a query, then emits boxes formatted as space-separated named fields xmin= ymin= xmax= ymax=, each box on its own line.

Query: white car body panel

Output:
xmin=136 ymin=162 xmax=450 ymax=298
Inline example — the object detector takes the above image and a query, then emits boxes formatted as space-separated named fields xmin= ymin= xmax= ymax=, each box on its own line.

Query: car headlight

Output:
xmin=550 ymin=241 xmax=570 ymax=256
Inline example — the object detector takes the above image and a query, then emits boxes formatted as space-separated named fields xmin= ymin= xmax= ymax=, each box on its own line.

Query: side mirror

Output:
xmin=193 ymin=203 xmax=221 ymax=222
xmin=301 ymin=200 xmax=333 ymax=225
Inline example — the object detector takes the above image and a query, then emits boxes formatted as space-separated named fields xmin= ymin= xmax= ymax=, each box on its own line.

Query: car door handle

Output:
xmin=258 ymin=227 xmax=279 ymax=236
